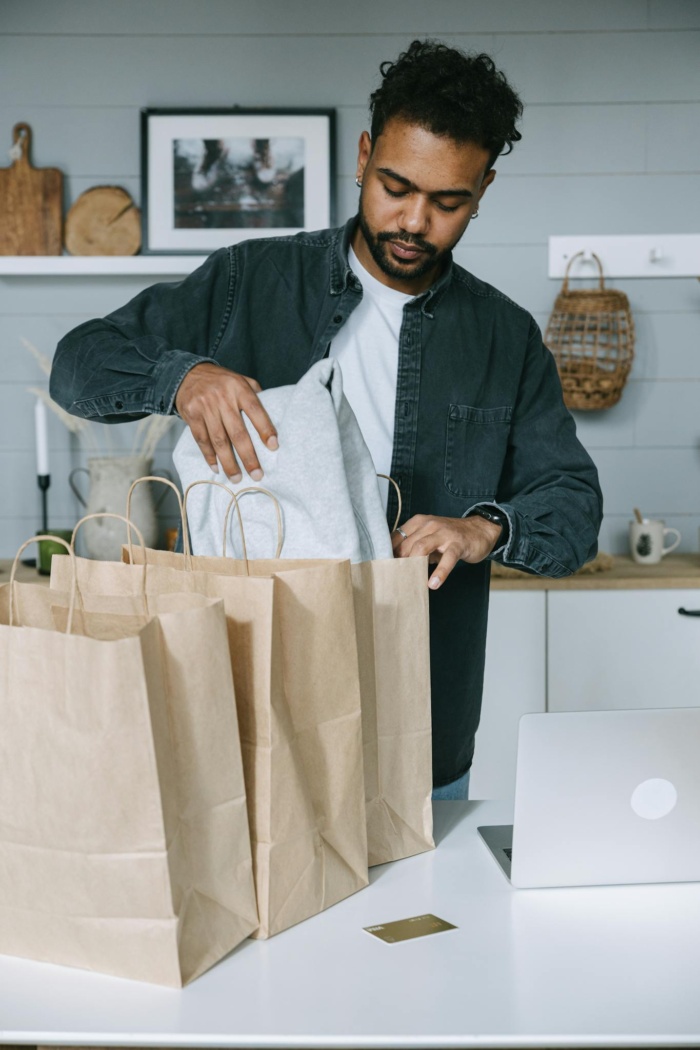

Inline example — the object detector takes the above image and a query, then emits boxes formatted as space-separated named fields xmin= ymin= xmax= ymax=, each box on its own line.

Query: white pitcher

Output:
xmin=69 ymin=455 xmax=172 ymax=560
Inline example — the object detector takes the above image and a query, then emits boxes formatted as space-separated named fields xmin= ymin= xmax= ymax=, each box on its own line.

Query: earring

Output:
xmin=471 ymin=210 xmax=479 ymax=219
xmin=355 ymin=176 xmax=362 ymax=188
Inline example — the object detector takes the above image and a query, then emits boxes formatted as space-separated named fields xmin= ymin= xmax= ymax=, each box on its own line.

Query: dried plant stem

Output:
xmin=140 ymin=414 xmax=175 ymax=460
xmin=21 ymin=338 xmax=52 ymax=377
xmin=131 ymin=416 xmax=150 ymax=455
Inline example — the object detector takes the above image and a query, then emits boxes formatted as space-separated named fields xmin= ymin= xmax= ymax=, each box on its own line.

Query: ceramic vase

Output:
xmin=69 ymin=455 xmax=171 ymax=560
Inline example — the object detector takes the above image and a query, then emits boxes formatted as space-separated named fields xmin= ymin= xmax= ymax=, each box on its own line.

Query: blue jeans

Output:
xmin=431 ymin=769 xmax=470 ymax=801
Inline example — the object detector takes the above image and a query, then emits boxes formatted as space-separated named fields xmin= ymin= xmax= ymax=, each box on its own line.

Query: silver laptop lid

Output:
xmin=510 ymin=708 xmax=700 ymax=889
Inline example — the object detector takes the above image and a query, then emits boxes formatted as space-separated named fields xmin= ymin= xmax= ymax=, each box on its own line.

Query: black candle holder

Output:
xmin=37 ymin=473 xmax=50 ymax=533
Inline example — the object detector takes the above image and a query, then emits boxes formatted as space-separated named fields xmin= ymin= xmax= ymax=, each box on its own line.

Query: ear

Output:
xmin=356 ymin=131 xmax=372 ymax=180
xmin=478 ymin=169 xmax=497 ymax=201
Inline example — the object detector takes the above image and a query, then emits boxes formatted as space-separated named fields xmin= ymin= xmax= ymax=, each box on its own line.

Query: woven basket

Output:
xmin=545 ymin=252 xmax=635 ymax=411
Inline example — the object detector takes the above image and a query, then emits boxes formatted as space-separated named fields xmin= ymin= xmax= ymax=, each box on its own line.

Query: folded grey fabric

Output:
xmin=173 ymin=359 xmax=394 ymax=562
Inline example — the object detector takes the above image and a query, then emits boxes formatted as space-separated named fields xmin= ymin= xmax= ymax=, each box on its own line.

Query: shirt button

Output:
xmin=115 ymin=400 xmax=124 ymax=409
xmin=333 ymin=314 xmax=343 ymax=324
xmin=159 ymin=400 xmax=165 ymax=412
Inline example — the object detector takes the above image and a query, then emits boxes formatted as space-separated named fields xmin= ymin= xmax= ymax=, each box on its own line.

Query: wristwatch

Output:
xmin=466 ymin=505 xmax=510 ymax=547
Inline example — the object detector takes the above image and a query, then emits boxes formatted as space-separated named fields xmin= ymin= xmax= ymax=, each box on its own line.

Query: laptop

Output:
xmin=478 ymin=708 xmax=700 ymax=888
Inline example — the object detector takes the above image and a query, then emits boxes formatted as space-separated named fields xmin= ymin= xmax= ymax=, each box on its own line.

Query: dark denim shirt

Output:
xmin=51 ymin=217 xmax=602 ymax=786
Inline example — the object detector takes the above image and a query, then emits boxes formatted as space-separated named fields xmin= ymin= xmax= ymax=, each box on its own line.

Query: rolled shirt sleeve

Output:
xmin=482 ymin=319 xmax=603 ymax=577
xmin=50 ymin=247 xmax=233 ymax=422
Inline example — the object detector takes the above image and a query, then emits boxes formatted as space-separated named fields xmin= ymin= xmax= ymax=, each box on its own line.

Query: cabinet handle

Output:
xmin=678 ymin=607 xmax=700 ymax=617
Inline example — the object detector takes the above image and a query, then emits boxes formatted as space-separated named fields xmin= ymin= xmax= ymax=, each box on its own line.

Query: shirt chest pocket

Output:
xmin=444 ymin=404 xmax=513 ymax=499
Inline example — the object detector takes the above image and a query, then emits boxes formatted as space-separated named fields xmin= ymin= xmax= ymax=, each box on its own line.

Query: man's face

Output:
xmin=352 ymin=118 xmax=495 ymax=295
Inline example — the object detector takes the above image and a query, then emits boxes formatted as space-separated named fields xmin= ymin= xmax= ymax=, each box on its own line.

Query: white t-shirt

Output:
xmin=329 ymin=246 xmax=414 ymax=507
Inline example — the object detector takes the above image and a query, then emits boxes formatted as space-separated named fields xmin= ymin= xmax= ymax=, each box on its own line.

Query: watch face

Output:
xmin=471 ymin=507 xmax=507 ymax=538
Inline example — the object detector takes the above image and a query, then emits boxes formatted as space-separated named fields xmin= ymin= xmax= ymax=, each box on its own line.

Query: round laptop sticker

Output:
xmin=630 ymin=778 xmax=678 ymax=820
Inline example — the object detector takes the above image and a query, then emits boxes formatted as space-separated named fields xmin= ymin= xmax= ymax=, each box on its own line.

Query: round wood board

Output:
xmin=64 ymin=185 xmax=141 ymax=256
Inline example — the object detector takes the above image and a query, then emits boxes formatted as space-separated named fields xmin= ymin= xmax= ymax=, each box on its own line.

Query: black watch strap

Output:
xmin=466 ymin=505 xmax=509 ymax=545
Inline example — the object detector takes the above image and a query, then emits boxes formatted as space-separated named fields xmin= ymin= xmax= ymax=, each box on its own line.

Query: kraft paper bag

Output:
xmin=53 ymin=503 xmax=369 ymax=939
xmin=137 ymin=554 xmax=436 ymax=867
xmin=350 ymin=557 xmax=434 ymax=866
xmin=1 ymin=543 xmax=258 ymax=987
xmin=119 ymin=480 xmax=434 ymax=867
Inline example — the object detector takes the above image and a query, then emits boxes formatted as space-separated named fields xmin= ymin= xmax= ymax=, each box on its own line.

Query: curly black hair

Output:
xmin=369 ymin=40 xmax=523 ymax=168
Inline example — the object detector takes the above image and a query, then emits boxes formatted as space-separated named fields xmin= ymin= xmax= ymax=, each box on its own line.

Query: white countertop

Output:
xmin=2 ymin=800 xmax=700 ymax=1049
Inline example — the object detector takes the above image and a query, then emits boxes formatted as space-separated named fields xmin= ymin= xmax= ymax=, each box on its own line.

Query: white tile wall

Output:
xmin=1 ymin=0 xmax=699 ymax=557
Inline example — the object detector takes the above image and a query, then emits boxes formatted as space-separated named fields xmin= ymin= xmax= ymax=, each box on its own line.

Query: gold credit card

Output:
xmin=364 ymin=913 xmax=457 ymax=944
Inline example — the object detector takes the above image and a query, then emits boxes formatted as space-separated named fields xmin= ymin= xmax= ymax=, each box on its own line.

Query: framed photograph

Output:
xmin=140 ymin=108 xmax=336 ymax=254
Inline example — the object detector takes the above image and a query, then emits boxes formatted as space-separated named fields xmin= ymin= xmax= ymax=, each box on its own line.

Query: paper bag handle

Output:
xmin=9 ymin=536 xmax=77 ymax=633
xmin=182 ymin=479 xmax=246 ymax=562
xmin=377 ymin=474 xmax=403 ymax=533
xmin=227 ymin=487 xmax=284 ymax=562
xmin=71 ymin=513 xmax=150 ymax=616
xmin=125 ymin=475 xmax=185 ymax=561
xmin=182 ymin=480 xmax=284 ymax=569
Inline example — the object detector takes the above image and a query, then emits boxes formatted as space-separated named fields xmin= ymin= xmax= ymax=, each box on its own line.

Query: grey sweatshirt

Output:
xmin=173 ymin=359 xmax=394 ymax=562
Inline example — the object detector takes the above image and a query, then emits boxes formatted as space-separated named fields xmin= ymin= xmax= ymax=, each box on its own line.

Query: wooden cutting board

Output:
xmin=0 ymin=122 xmax=63 ymax=255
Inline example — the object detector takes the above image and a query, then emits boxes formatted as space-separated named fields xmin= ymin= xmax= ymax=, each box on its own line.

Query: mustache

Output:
xmin=375 ymin=231 xmax=438 ymax=256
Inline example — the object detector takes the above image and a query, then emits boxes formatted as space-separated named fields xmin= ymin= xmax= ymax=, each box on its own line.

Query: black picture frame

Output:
xmin=140 ymin=107 xmax=336 ymax=255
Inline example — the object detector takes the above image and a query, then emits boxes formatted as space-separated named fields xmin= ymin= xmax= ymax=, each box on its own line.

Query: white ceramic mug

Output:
xmin=629 ymin=519 xmax=681 ymax=565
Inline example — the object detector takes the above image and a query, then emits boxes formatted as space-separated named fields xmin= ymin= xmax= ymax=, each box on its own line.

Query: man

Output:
xmin=50 ymin=40 xmax=602 ymax=800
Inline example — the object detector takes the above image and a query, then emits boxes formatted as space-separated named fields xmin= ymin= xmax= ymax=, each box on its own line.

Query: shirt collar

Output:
xmin=329 ymin=218 xmax=359 ymax=296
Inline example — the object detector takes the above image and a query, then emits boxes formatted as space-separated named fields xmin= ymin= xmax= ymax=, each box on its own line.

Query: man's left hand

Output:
xmin=392 ymin=514 xmax=503 ymax=589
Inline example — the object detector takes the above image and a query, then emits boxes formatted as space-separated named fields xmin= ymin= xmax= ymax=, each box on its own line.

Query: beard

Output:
xmin=357 ymin=200 xmax=452 ymax=285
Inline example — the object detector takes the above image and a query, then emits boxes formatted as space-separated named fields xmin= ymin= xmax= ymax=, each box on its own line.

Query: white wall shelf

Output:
xmin=5 ymin=241 xmax=698 ymax=280
xmin=549 ymin=234 xmax=700 ymax=279
xmin=0 ymin=256 xmax=208 ymax=276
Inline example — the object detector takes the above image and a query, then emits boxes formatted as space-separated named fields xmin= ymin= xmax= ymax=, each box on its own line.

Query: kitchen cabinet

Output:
xmin=472 ymin=559 xmax=700 ymax=800
xmin=548 ymin=588 xmax=700 ymax=712
xmin=469 ymin=591 xmax=546 ymax=799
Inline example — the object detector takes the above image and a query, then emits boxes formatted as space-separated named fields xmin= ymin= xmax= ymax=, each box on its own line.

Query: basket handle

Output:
xmin=563 ymin=251 xmax=605 ymax=292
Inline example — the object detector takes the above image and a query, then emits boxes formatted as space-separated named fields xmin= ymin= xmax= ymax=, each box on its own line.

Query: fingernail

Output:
xmin=210 ymin=462 xmax=219 ymax=475
xmin=267 ymin=436 xmax=279 ymax=451
xmin=229 ymin=473 xmax=242 ymax=484
xmin=250 ymin=468 xmax=263 ymax=481
xmin=428 ymin=576 xmax=441 ymax=589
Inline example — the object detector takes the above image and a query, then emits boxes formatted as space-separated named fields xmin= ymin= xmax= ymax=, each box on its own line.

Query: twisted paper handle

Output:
xmin=10 ymin=536 xmax=77 ymax=633
xmin=183 ymin=480 xmax=284 ymax=575
xmin=71 ymin=512 xmax=150 ymax=616
xmin=377 ymin=473 xmax=403 ymax=533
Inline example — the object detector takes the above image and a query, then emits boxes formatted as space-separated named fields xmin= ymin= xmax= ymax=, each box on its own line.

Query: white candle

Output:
xmin=35 ymin=398 xmax=49 ymax=476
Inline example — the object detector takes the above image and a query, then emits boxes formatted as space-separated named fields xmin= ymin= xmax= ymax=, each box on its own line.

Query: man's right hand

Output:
xmin=174 ymin=362 xmax=278 ymax=482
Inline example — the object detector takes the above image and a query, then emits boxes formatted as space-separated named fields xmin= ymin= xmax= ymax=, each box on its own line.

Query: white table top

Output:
xmin=2 ymin=800 xmax=700 ymax=1049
